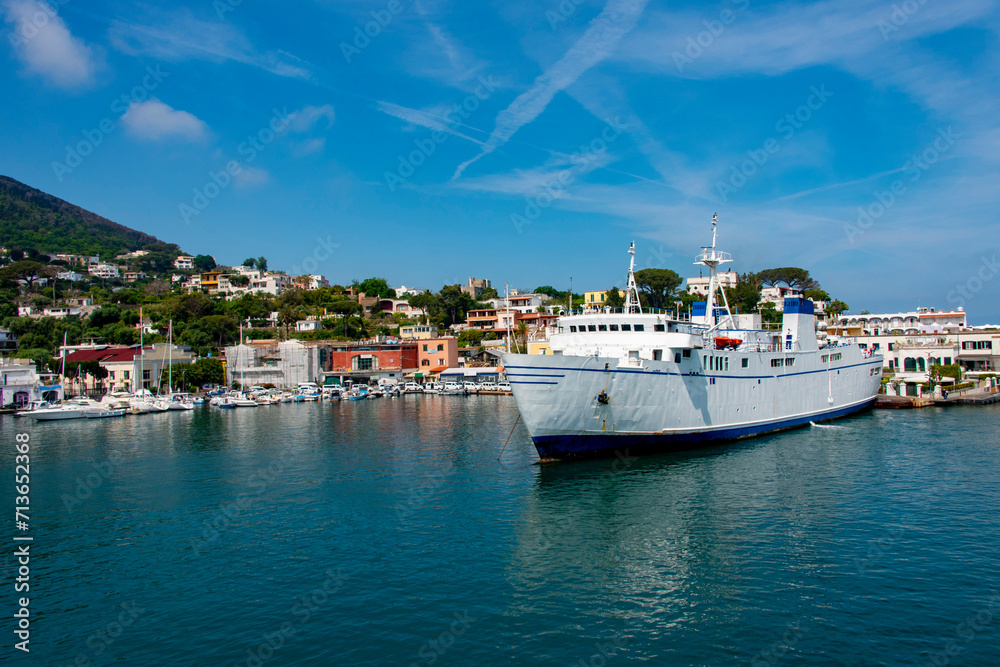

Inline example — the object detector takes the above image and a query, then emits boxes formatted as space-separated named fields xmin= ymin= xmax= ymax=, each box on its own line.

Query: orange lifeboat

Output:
xmin=714 ymin=337 xmax=742 ymax=350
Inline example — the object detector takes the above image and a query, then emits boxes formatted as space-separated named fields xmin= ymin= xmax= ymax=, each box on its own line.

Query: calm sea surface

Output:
xmin=2 ymin=397 xmax=999 ymax=666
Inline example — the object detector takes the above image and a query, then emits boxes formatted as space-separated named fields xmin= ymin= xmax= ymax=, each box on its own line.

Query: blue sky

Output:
xmin=1 ymin=0 xmax=998 ymax=322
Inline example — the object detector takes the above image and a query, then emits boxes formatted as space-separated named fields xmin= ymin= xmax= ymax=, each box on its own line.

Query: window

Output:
xmin=785 ymin=358 xmax=795 ymax=366
xmin=423 ymin=344 xmax=428 ymax=351
xmin=421 ymin=359 xmax=429 ymax=366
xmin=682 ymin=350 xmax=691 ymax=358
xmin=873 ymin=343 xmax=880 ymax=350
xmin=771 ymin=359 xmax=783 ymax=367
xmin=634 ymin=324 xmax=645 ymax=332
xmin=725 ymin=357 xmax=729 ymax=371
xmin=598 ymin=324 xmax=607 ymax=331
xmin=654 ymin=324 xmax=665 ymax=332
xmin=741 ymin=358 xmax=748 ymax=368
xmin=109 ymin=371 xmax=115 ymax=379
xmin=621 ymin=324 xmax=631 ymax=331
xmin=588 ymin=325 xmax=597 ymax=332
xmin=888 ymin=343 xmax=895 ymax=351
xmin=945 ymin=357 xmax=952 ymax=365
xmin=704 ymin=356 xmax=708 ymax=369
xmin=830 ymin=353 xmax=842 ymax=361
xmin=437 ymin=344 xmax=444 ymax=352
xmin=353 ymin=356 xmax=374 ymax=371
xmin=570 ymin=326 xmax=577 ymax=332
xmin=123 ymin=370 xmax=130 ymax=379
xmin=653 ymin=350 xmax=662 ymax=361
xmin=822 ymin=355 xmax=829 ymax=362
xmin=675 ymin=352 xmax=681 ymax=363
xmin=143 ymin=370 xmax=150 ymax=380
xmin=610 ymin=324 xmax=619 ymax=331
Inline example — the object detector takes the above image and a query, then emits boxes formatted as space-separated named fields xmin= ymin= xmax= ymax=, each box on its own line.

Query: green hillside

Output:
xmin=0 ymin=175 xmax=164 ymax=257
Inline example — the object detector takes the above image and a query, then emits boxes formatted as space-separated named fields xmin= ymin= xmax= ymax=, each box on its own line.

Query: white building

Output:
xmin=686 ymin=270 xmax=738 ymax=297
xmin=248 ymin=273 xmax=292 ymax=296
xmin=486 ymin=293 xmax=545 ymax=314
xmin=849 ymin=329 xmax=998 ymax=384
xmin=836 ymin=307 xmax=967 ymax=336
xmin=394 ymin=285 xmax=427 ymax=297
xmin=56 ymin=270 xmax=83 ymax=281
xmin=233 ymin=266 xmax=262 ymax=278
xmin=759 ymin=286 xmax=802 ymax=311
xmin=88 ymin=263 xmax=120 ymax=279
xmin=174 ymin=255 xmax=195 ymax=270
xmin=296 ymin=318 xmax=323 ymax=332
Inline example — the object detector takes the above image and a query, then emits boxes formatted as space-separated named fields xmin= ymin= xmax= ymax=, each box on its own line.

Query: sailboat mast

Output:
xmin=168 ymin=320 xmax=172 ymax=392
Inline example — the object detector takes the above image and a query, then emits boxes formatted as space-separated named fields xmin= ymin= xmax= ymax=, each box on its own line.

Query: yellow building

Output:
xmin=200 ymin=271 xmax=224 ymax=291
xmin=583 ymin=290 xmax=608 ymax=310
xmin=527 ymin=341 xmax=552 ymax=355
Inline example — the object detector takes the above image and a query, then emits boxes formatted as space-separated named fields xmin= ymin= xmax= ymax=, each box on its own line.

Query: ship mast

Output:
xmin=623 ymin=242 xmax=642 ymax=314
xmin=694 ymin=213 xmax=734 ymax=331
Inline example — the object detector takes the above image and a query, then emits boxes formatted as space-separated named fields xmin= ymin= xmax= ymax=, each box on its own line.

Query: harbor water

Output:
xmin=2 ymin=397 xmax=999 ymax=665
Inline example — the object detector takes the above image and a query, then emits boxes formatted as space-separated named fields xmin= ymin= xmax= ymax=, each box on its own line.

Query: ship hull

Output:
xmin=503 ymin=349 xmax=882 ymax=461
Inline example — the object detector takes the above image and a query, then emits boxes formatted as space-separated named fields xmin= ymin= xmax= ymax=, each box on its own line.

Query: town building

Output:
xmin=461 ymin=277 xmax=491 ymax=298
xmin=378 ymin=298 xmax=426 ymax=317
xmin=296 ymin=318 xmax=323 ymax=332
xmin=123 ymin=271 xmax=147 ymax=283
xmin=0 ymin=328 xmax=18 ymax=355
xmin=174 ymin=256 xmax=195 ymax=270
xmin=293 ymin=275 xmax=329 ymax=290
xmin=399 ymin=325 xmax=439 ymax=340
xmin=54 ymin=254 xmax=100 ymax=267
xmin=687 ymin=270 xmax=738 ymax=297
xmin=833 ymin=307 xmax=967 ymax=336
xmin=88 ymin=263 xmax=120 ymax=279
xmin=59 ymin=343 xmax=195 ymax=395
xmin=415 ymin=338 xmax=458 ymax=376
xmin=583 ymin=291 xmax=608 ymax=311
xmin=248 ymin=273 xmax=291 ymax=296
xmin=394 ymin=285 xmax=426 ymax=297
xmin=56 ymin=270 xmax=83 ymax=281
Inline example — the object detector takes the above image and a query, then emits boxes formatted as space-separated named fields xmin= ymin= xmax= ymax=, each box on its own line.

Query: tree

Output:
xmin=278 ymin=307 xmax=301 ymax=338
xmin=357 ymin=277 xmax=396 ymax=299
xmin=723 ymin=280 xmax=761 ymax=315
xmin=633 ymin=268 xmax=682 ymax=309
xmin=193 ymin=255 xmax=216 ymax=271
xmin=827 ymin=300 xmax=849 ymax=316
xmin=242 ymin=258 xmax=256 ymax=267
xmin=458 ymin=329 xmax=484 ymax=347
xmin=145 ymin=279 xmax=170 ymax=296
xmin=328 ymin=299 xmax=362 ymax=336
xmin=255 ymin=257 xmax=268 ymax=272
xmin=755 ymin=267 xmax=819 ymax=290
xmin=804 ymin=289 xmax=831 ymax=302
xmin=481 ymin=286 xmax=499 ymax=300
xmin=184 ymin=358 xmax=226 ymax=389
xmin=605 ymin=287 xmax=624 ymax=308
xmin=196 ymin=315 xmax=238 ymax=349
xmin=0 ymin=260 xmax=50 ymax=291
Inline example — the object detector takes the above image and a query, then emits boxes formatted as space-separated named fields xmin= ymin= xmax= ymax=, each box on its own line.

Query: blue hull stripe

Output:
xmin=509 ymin=380 xmax=559 ymax=385
xmin=532 ymin=400 xmax=875 ymax=460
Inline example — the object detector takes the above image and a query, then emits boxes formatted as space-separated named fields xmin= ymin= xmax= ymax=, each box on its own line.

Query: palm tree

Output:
xmin=514 ymin=320 xmax=530 ymax=353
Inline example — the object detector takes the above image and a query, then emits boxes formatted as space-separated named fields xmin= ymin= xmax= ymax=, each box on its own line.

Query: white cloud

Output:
xmin=122 ymin=99 xmax=208 ymax=142
xmin=109 ymin=10 xmax=312 ymax=81
xmin=452 ymin=0 xmax=649 ymax=179
xmin=234 ymin=166 xmax=270 ymax=188
xmin=287 ymin=104 xmax=336 ymax=132
xmin=1 ymin=0 xmax=99 ymax=88
xmin=294 ymin=138 xmax=326 ymax=156
xmin=376 ymin=100 xmax=490 ymax=147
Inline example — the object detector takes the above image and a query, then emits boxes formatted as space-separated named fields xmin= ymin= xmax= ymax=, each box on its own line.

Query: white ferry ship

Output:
xmin=502 ymin=215 xmax=883 ymax=460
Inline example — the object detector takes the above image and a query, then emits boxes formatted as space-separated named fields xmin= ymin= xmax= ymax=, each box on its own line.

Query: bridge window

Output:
xmin=652 ymin=350 xmax=662 ymax=361
xmin=741 ymin=358 xmax=748 ymax=368
xmin=609 ymin=324 xmax=619 ymax=331
xmin=621 ymin=324 xmax=632 ymax=331
xmin=634 ymin=324 xmax=645 ymax=332
xmin=674 ymin=352 xmax=681 ymax=363
xmin=682 ymin=350 xmax=691 ymax=358
xmin=654 ymin=324 xmax=665 ymax=332
xmin=570 ymin=326 xmax=577 ymax=332
xmin=588 ymin=325 xmax=597 ymax=332
xmin=598 ymin=324 xmax=607 ymax=331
